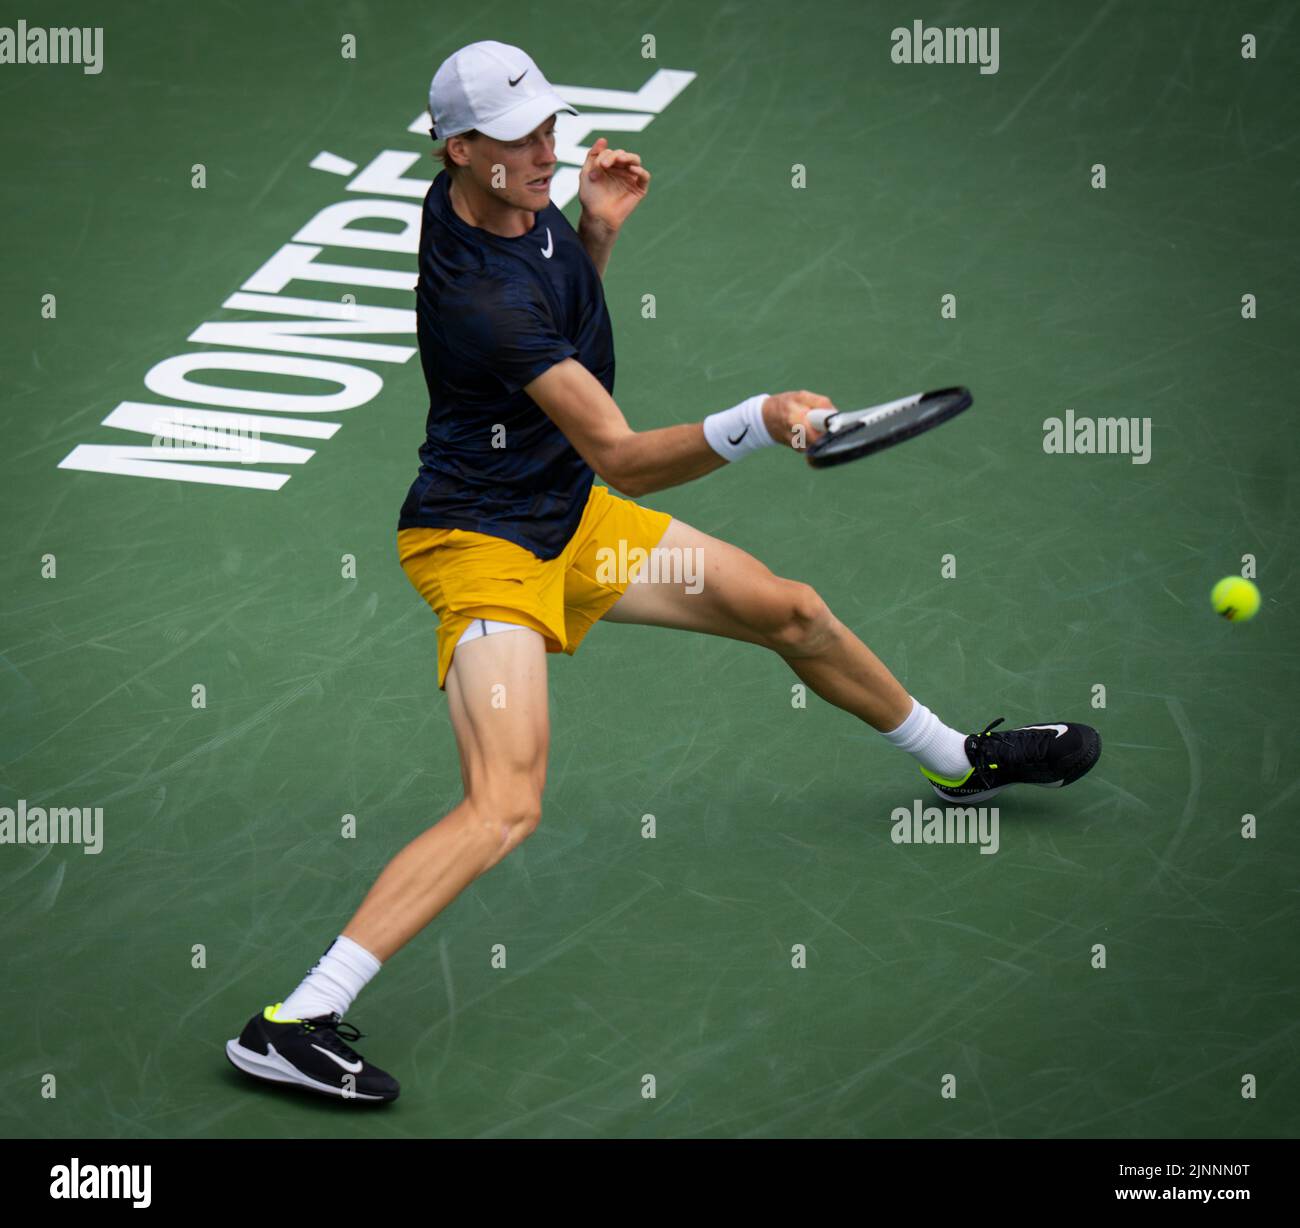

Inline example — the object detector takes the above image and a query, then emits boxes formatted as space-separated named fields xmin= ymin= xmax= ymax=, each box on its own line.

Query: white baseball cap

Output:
xmin=429 ymin=41 xmax=578 ymax=141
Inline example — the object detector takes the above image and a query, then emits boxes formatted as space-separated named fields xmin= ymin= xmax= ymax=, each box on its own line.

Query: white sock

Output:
xmin=881 ymin=697 xmax=970 ymax=780
xmin=278 ymin=935 xmax=382 ymax=1021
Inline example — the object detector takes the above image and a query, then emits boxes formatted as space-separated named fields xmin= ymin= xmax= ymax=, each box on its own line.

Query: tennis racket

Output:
xmin=805 ymin=386 xmax=972 ymax=468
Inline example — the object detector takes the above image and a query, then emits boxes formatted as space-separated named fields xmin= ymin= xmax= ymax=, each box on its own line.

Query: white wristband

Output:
xmin=702 ymin=393 xmax=774 ymax=461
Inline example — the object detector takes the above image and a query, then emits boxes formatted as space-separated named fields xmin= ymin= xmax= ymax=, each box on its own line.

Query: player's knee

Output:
xmin=512 ymin=796 xmax=543 ymax=840
xmin=466 ymin=788 xmax=542 ymax=849
xmin=768 ymin=581 xmax=835 ymax=656
xmin=497 ymin=795 xmax=542 ymax=846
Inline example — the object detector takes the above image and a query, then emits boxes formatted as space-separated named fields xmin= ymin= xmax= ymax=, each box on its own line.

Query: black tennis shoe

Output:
xmin=225 ymin=1003 xmax=399 ymax=1102
xmin=920 ymin=718 xmax=1101 ymax=803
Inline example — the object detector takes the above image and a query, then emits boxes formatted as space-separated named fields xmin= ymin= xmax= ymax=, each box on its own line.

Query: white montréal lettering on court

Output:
xmin=57 ymin=69 xmax=697 ymax=491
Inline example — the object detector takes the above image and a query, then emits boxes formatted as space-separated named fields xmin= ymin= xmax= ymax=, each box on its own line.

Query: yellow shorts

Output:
xmin=397 ymin=484 xmax=673 ymax=690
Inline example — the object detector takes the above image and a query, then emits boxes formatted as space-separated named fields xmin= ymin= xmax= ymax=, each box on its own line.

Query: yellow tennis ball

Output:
xmin=1211 ymin=576 xmax=1260 ymax=622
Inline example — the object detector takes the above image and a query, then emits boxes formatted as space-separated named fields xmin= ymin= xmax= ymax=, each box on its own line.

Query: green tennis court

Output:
xmin=2 ymin=0 xmax=1297 ymax=1139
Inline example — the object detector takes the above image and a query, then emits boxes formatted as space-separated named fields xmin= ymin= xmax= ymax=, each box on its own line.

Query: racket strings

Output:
xmin=807 ymin=387 xmax=971 ymax=468
xmin=830 ymin=398 xmax=917 ymax=434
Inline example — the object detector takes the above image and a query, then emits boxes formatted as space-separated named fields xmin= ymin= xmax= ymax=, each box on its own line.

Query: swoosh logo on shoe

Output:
xmin=728 ymin=426 xmax=749 ymax=446
xmin=311 ymin=1044 xmax=363 ymax=1074
xmin=509 ymin=71 xmax=528 ymax=87
xmin=1022 ymin=724 xmax=1068 ymax=737
xmin=541 ymin=226 xmax=553 ymax=258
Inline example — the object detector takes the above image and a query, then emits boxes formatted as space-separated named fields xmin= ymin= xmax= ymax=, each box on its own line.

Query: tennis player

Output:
xmin=226 ymin=41 xmax=1101 ymax=1102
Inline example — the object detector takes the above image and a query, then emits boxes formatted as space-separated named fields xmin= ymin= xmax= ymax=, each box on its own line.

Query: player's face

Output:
xmin=488 ymin=117 xmax=558 ymax=206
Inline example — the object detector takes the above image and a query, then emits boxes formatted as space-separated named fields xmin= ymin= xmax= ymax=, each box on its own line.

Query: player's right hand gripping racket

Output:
xmin=805 ymin=386 xmax=972 ymax=468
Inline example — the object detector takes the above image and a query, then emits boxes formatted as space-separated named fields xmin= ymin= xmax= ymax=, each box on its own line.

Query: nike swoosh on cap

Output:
xmin=509 ymin=71 xmax=527 ymax=87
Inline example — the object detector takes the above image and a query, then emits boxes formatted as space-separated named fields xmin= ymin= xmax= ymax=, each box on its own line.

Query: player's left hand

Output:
xmin=578 ymin=138 xmax=650 ymax=231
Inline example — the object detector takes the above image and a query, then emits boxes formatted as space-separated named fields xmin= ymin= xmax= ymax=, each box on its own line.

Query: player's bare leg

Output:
xmin=605 ymin=516 xmax=1100 ymax=802
xmin=226 ymin=625 xmax=551 ymax=1101
xmin=342 ymin=625 xmax=550 ymax=962
xmin=604 ymin=518 xmax=912 ymax=731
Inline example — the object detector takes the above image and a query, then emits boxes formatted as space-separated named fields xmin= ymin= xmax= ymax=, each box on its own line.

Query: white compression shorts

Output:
xmin=456 ymin=617 xmax=532 ymax=648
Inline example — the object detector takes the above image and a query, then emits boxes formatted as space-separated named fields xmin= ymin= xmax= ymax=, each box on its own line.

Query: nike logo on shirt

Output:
xmin=540 ymin=226 xmax=553 ymax=259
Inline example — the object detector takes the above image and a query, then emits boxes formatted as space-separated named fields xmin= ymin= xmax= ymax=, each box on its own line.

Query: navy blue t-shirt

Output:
xmin=397 ymin=169 xmax=615 ymax=560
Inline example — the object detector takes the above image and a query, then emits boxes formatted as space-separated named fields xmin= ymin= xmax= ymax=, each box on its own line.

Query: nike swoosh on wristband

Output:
xmin=311 ymin=1044 xmax=363 ymax=1074
xmin=728 ymin=426 xmax=749 ymax=446
xmin=541 ymin=227 xmax=553 ymax=258
xmin=1022 ymin=724 xmax=1069 ymax=737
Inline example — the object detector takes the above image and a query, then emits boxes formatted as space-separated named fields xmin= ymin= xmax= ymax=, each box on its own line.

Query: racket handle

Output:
xmin=806 ymin=408 xmax=837 ymax=432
